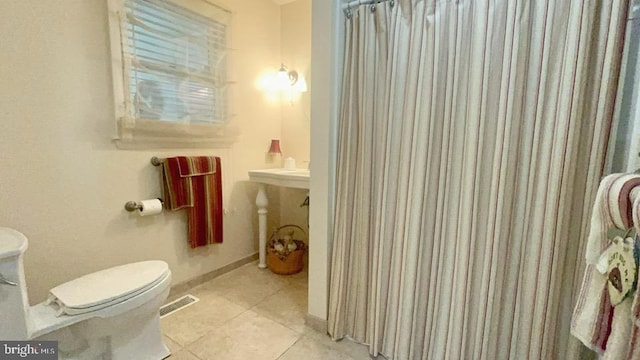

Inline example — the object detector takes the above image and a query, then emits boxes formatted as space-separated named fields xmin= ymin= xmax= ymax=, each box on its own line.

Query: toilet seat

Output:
xmin=46 ymin=261 xmax=170 ymax=316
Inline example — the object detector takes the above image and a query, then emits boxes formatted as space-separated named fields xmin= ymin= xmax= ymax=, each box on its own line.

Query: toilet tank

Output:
xmin=0 ymin=228 xmax=31 ymax=339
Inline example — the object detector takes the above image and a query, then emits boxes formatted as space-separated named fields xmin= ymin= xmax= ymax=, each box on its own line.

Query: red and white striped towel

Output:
xmin=161 ymin=156 xmax=223 ymax=248
xmin=626 ymin=187 xmax=640 ymax=359
xmin=572 ymin=174 xmax=640 ymax=358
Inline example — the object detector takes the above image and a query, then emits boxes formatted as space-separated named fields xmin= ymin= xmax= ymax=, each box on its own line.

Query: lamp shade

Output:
xmin=268 ymin=139 xmax=282 ymax=154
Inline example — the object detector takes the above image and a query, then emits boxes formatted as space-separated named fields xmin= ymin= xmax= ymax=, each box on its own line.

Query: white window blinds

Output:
xmin=121 ymin=0 xmax=230 ymax=124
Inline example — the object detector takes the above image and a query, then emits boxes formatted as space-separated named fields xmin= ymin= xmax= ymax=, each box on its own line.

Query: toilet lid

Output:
xmin=48 ymin=261 xmax=169 ymax=310
xmin=0 ymin=228 xmax=28 ymax=260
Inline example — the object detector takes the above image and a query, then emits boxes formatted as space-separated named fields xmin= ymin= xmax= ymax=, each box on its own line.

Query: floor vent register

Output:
xmin=160 ymin=294 xmax=200 ymax=318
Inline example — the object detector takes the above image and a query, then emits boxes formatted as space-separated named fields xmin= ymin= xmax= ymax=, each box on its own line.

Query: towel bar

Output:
xmin=150 ymin=157 xmax=163 ymax=166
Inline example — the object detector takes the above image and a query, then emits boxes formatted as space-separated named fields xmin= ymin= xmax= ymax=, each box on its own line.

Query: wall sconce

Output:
xmin=256 ymin=64 xmax=307 ymax=104
xmin=275 ymin=64 xmax=307 ymax=93
xmin=277 ymin=64 xmax=297 ymax=89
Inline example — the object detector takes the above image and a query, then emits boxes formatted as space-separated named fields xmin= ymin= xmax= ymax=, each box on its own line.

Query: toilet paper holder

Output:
xmin=124 ymin=198 xmax=164 ymax=212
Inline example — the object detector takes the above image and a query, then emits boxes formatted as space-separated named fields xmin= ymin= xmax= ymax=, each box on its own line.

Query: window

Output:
xmin=108 ymin=0 xmax=235 ymax=148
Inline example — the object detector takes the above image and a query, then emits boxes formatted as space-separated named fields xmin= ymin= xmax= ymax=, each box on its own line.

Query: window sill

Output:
xmin=113 ymin=117 xmax=239 ymax=149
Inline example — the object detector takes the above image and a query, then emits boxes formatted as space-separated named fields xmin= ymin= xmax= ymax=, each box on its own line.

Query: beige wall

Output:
xmin=279 ymin=0 xmax=311 ymax=243
xmin=308 ymin=0 xmax=341 ymax=321
xmin=280 ymin=0 xmax=311 ymax=165
xmin=0 ymin=0 xmax=285 ymax=303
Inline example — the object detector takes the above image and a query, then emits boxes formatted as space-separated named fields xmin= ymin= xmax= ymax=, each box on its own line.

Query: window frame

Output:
xmin=107 ymin=0 xmax=236 ymax=149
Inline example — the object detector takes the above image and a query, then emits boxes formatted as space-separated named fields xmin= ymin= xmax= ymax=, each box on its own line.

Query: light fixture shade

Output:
xmin=293 ymin=76 xmax=307 ymax=93
xmin=268 ymin=139 xmax=282 ymax=154
xmin=276 ymin=65 xmax=291 ymax=90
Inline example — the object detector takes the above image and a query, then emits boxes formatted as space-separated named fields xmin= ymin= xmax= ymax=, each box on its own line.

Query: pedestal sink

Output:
xmin=248 ymin=168 xmax=310 ymax=189
xmin=248 ymin=168 xmax=310 ymax=268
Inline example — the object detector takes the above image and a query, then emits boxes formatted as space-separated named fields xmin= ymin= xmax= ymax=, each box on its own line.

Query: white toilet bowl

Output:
xmin=0 ymin=227 xmax=172 ymax=360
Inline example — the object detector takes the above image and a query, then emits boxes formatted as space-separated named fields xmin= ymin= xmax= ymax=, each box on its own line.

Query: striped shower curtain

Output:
xmin=328 ymin=0 xmax=629 ymax=358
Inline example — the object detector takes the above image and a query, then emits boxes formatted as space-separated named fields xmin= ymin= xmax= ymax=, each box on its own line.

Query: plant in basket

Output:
xmin=267 ymin=224 xmax=307 ymax=275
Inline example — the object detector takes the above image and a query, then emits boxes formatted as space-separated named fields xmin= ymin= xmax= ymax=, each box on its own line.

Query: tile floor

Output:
xmin=161 ymin=261 xmax=373 ymax=360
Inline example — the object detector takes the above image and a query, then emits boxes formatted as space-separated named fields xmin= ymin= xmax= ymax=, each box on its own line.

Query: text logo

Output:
xmin=0 ymin=341 xmax=57 ymax=359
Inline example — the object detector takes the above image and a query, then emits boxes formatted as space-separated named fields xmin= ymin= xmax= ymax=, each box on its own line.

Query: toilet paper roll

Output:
xmin=138 ymin=199 xmax=163 ymax=216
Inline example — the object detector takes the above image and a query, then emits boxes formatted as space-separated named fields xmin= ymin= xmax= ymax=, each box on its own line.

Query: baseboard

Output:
xmin=167 ymin=252 xmax=259 ymax=301
xmin=305 ymin=313 xmax=328 ymax=334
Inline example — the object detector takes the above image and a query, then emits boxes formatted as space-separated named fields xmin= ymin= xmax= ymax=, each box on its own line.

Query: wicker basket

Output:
xmin=266 ymin=225 xmax=306 ymax=275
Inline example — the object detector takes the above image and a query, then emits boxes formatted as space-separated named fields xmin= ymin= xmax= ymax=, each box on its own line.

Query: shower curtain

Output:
xmin=328 ymin=0 xmax=629 ymax=359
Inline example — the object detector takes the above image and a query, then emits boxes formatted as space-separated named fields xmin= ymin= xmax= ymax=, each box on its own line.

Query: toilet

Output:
xmin=0 ymin=227 xmax=172 ymax=360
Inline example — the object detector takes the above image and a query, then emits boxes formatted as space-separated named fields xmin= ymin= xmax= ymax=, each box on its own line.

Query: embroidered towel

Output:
xmin=627 ymin=187 xmax=640 ymax=359
xmin=162 ymin=156 xmax=223 ymax=248
xmin=572 ymin=174 xmax=640 ymax=356
xmin=608 ymin=178 xmax=640 ymax=360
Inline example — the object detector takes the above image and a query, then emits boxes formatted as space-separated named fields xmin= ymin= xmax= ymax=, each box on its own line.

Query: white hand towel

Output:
xmin=572 ymin=174 xmax=640 ymax=355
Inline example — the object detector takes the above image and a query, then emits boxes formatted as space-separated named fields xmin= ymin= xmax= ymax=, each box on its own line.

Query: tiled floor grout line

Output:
xmin=222 ymin=285 xmax=287 ymax=306
xmin=247 ymin=287 xmax=308 ymax=336
xmin=179 ymin=301 xmax=254 ymax=350
xmin=244 ymin=281 xmax=308 ymax=359
xmin=164 ymin=333 xmax=182 ymax=351
xmin=274 ymin=336 xmax=304 ymax=360
xmin=185 ymin=348 xmax=203 ymax=360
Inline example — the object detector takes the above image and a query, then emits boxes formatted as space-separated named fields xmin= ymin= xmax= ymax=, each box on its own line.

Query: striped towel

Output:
xmin=627 ymin=187 xmax=640 ymax=359
xmin=572 ymin=174 xmax=640 ymax=357
xmin=606 ymin=178 xmax=640 ymax=360
xmin=161 ymin=156 xmax=223 ymax=248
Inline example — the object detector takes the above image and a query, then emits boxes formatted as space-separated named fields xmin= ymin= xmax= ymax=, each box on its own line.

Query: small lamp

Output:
xmin=268 ymin=139 xmax=282 ymax=166
xmin=268 ymin=139 xmax=282 ymax=155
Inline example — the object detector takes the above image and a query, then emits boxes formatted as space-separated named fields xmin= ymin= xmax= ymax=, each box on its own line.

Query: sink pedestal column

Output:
xmin=256 ymin=184 xmax=268 ymax=269
xmin=249 ymin=168 xmax=310 ymax=269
